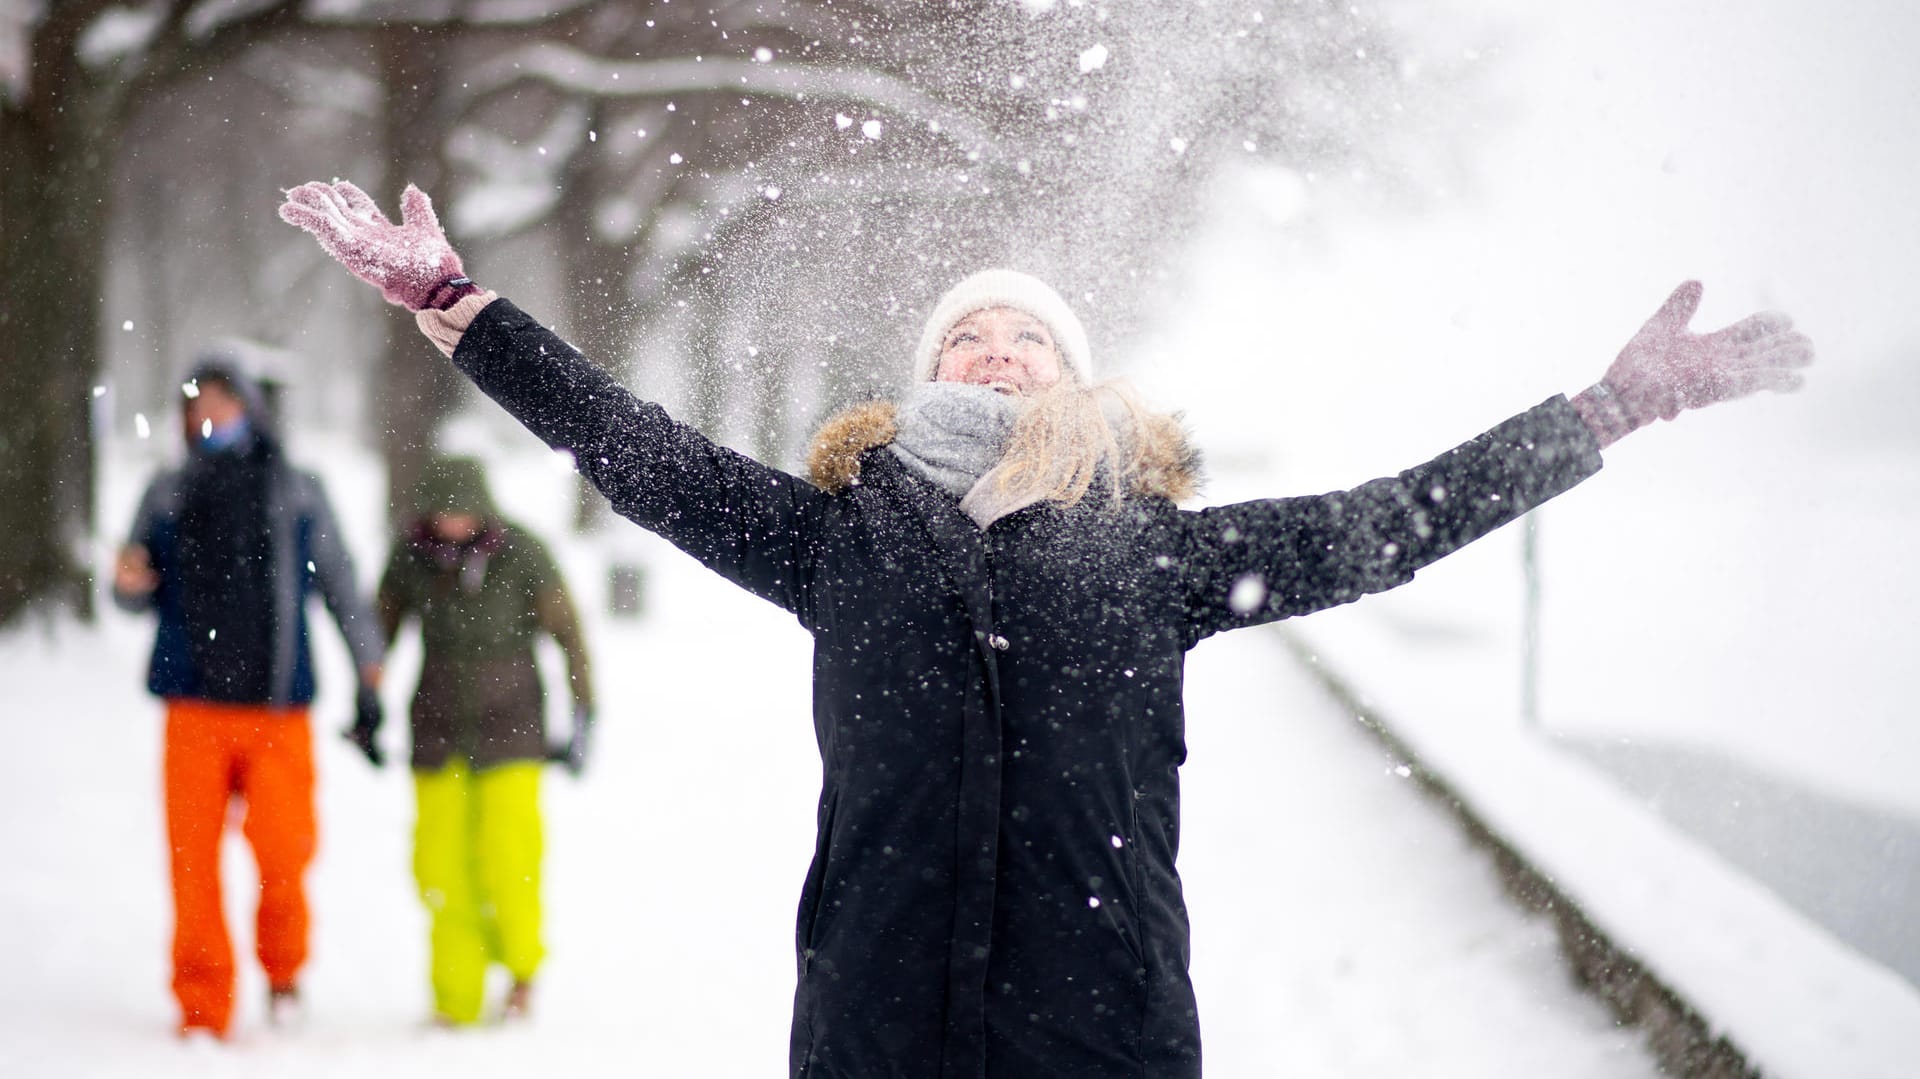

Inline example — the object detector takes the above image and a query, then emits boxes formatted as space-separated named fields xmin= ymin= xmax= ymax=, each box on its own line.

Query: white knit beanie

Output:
xmin=911 ymin=269 xmax=1093 ymax=385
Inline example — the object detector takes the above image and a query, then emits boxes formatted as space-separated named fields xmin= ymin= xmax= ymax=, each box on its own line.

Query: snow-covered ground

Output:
xmin=3 ymin=437 xmax=1665 ymax=1077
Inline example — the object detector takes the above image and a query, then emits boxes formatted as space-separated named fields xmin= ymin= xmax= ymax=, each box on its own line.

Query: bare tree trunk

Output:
xmin=554 ymin=101 xmax=651 ymax=531
xmin=373 ymin=23 xmax=462 ymax=525
xmin=0 ymin=72 xmax=114 ymax=624
xmin=129 ymin=166 xmax=179 ymax=412
xmin=682 ymin=293 xmax=728 ymax=443
xmin=748 ymin=336 xmax=793 ymax=470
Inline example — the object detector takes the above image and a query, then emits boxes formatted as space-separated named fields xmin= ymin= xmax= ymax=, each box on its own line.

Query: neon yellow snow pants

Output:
xmin=413 ymin=759 xmax=545 ymax=1024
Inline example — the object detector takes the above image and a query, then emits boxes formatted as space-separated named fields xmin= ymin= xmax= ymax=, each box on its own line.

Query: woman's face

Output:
xmin=933 ymin=306 xmax=1064 ymax=395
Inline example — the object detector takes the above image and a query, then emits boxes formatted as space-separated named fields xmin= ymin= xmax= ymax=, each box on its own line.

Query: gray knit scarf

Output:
xmin=889 ymin=382 xmax=1027 ymax=527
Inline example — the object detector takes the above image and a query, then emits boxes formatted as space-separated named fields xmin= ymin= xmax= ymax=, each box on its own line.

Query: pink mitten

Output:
xmin=1572 ymin=281 xmax=1814 ymax=448
xmin=278 ymin=181 xmax=477 ymax=311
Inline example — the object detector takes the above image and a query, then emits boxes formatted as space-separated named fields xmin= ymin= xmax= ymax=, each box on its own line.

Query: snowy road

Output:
xmin=1 ymin=535 xmax=1660 ymax=1077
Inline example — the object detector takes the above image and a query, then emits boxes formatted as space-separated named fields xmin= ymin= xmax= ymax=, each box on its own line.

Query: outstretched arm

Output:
xmin=1569 ymin=281 xmax=1813 ymax=448
xmin=278 ymin=180 xmax=827 ymax=618
xmin=1182 ymin=396 xmax=1601 ymax=640
xmin=1182 ymin=281 xmax=1814 ymax=641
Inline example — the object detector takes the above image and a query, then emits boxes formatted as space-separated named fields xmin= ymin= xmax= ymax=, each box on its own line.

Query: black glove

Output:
xmin=548 ymin=705 xmax=593 ymax=778
xmin=343 ymin=686 xmax=384 ymax=768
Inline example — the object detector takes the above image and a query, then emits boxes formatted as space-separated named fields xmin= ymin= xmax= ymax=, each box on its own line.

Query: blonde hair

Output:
xmin=983 ymin=378 xmax=1195 ymax=510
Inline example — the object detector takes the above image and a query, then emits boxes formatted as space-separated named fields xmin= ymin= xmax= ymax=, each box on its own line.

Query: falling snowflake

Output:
xmin=1228 ymin=574 xmax=1267 ymax=614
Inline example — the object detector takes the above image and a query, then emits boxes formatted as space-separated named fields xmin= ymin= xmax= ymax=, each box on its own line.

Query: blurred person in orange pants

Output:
xmin=113 ymin=355 xmax=385 ymax=1039
xmin=351 ymin=456 xmax=594 ymax=1026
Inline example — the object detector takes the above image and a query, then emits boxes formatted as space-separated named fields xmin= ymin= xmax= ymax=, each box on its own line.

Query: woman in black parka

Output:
xmin=282 ymin=181 xmax=1811 ymax=1078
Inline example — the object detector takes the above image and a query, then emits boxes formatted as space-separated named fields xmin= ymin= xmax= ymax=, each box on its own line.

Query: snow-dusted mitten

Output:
xmin=1571 ymin=280 xmax=1813 ymax=448
xmin=278 ymin=180 xmax=479 ymax=311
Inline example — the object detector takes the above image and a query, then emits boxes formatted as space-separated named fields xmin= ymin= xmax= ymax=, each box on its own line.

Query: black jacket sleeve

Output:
xmin=1179 ymin=395 xmax=1603 ymax=643
xmin=450 ymin=298 xmax=824 ymax=617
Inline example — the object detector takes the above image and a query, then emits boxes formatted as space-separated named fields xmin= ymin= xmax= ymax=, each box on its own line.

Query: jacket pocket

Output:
xmin=1102 ymin=892 xmax=1149 ymax=977
xmin=1115 ymin=810 xmax=1151 ymax=972
xmin=796 ymin=788 xmax=840 ymax=976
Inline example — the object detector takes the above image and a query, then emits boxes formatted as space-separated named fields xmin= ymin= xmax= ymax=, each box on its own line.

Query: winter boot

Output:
xmin=499 ymin=979 xmax=533 ymax=1023
xmin=176 ymin=1023 xmax=227 ymax=1046
xmin=266 ymin=985 xmax=305 ymax=1032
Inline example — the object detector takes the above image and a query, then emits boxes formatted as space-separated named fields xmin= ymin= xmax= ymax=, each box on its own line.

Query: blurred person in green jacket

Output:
xmin=351 ymin=456 xmax=595 ymax=1026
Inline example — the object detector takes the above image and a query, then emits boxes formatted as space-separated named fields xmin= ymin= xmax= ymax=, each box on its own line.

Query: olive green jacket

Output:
xmin=377 ymin=520 xmax=592 ymax=770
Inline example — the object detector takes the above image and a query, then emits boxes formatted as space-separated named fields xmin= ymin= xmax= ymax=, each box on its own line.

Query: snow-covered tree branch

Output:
xmin=461 ymin=43 xmax=997 ymax=151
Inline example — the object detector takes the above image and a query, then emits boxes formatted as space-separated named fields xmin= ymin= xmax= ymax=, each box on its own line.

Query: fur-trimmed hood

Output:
xmin=805 ymin=398 xmax=1203 ymax=503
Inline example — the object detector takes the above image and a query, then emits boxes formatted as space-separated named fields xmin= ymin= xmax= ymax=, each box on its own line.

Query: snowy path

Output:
xmin=1 ymin=543 xmax=1660 ymax=1077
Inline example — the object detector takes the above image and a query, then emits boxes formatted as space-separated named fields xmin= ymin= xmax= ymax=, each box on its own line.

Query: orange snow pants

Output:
xmin=163 ymin=699 xmax=316 ymax=1035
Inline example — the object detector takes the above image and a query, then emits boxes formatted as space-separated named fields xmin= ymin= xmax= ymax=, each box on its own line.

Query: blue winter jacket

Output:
xmin=115 ymin=436 xmax=383 ymax=707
